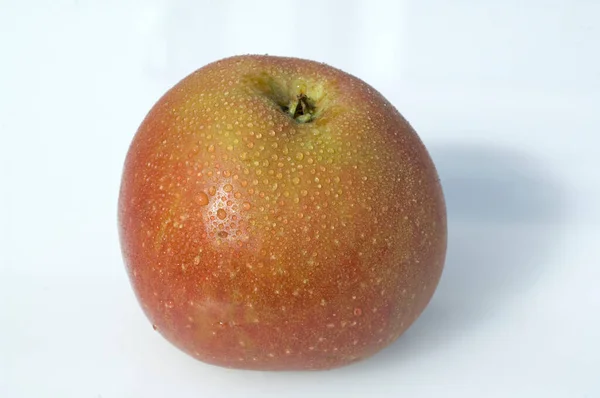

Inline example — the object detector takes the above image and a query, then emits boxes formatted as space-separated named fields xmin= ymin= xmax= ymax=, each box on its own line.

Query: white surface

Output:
xmin=1 ymin=1 xmax=599 ymax=397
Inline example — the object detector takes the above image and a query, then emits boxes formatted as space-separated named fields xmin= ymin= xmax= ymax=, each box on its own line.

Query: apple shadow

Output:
xmin=351 ymin=142 xmax=568 ymax=369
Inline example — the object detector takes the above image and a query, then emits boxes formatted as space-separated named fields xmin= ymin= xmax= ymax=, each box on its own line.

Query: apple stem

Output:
xmin=286 ymin=94 xmax=314 ymax=123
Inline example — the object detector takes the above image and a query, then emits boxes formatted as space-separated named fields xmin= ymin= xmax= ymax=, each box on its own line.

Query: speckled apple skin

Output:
xmin=118 ymin=55 xmax=446 ymax=370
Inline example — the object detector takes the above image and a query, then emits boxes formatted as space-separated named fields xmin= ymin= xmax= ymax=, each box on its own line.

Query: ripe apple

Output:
xmin=118 ymin=55 xmax=446 ymax=370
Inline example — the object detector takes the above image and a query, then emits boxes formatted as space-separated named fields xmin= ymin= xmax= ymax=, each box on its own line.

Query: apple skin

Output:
xmin=118 ymin=55 xmax=446 ymax=371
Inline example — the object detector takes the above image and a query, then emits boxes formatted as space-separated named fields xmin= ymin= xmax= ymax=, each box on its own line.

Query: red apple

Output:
xmin=118 ymin=55 xmax=446 ymax=370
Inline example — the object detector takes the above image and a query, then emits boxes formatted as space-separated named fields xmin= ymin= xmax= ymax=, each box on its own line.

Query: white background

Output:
xmin=1 ymin=1 xmax=599 ymax=397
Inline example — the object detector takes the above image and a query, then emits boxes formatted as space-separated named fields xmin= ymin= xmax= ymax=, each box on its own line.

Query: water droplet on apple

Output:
xmin=208 ymin=186 xmax=217 ymax=196
xmin=242 ymin=202 xmax=251 ymax=210
xmin=218 ymin=231 xmax=229 ymax=238
xmin=296 ymin=152 xmax=304 ymax=161
xmin=292 ymin=177 xmax=300 ymax=185
xmin=224 ymin=184 xmax=233 ymax=192
xmin=217 ymin=209 xmax=227 ymax=220
xmin=197 ymin=192 xmax=209 ymax=206
xmin=207 ymin=144 xmax=215 ymax=153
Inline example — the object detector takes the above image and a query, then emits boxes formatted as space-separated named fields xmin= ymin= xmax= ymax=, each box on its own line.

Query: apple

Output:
xmin=118 ymin=55 xmax=446 ymax=370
